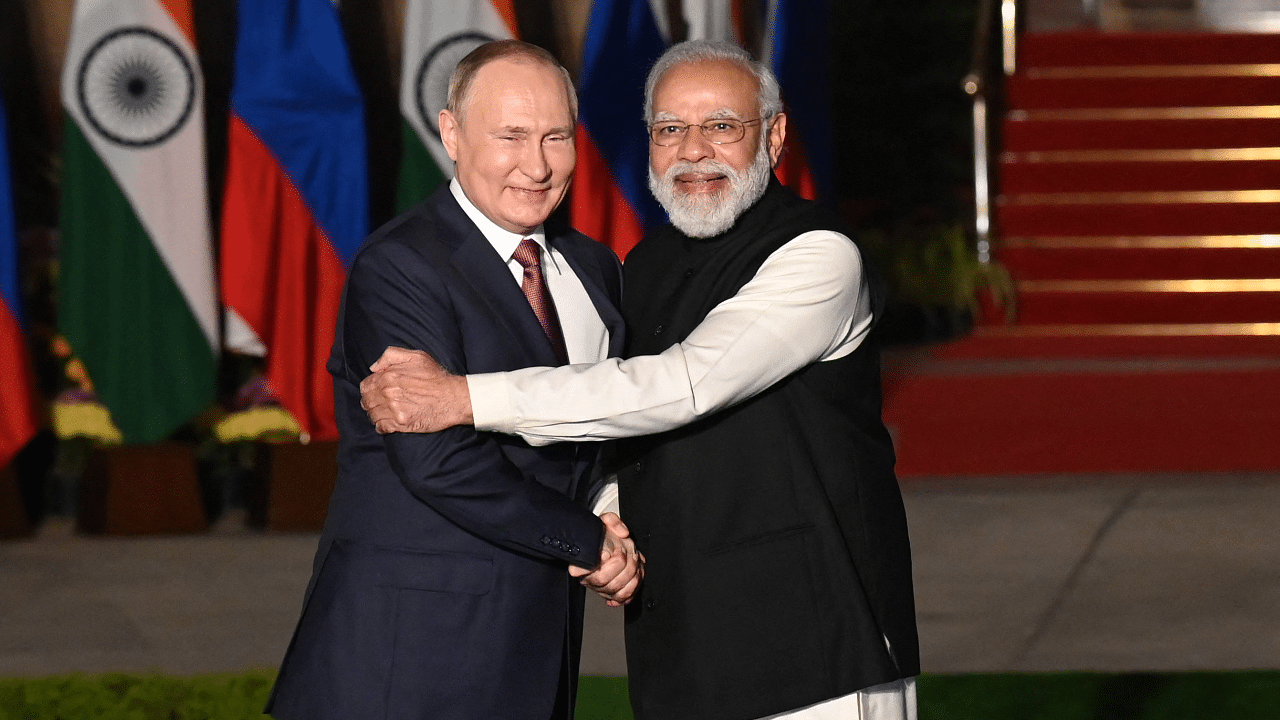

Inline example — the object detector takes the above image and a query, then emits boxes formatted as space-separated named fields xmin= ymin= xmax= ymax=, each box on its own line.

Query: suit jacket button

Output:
xmin=541 ymin=535 xmax=551 ymax=545
xmin=570 ymin=545 xmax=580 ymax=555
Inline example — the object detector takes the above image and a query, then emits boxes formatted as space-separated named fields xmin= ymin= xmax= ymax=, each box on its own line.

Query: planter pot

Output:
xmin=77 ymin=443 xmax=208 ymax=535
xmin=0 ymin=463 xmax=33 ymax=539
xmin=244 ymin=441 xmax=337 ymax=532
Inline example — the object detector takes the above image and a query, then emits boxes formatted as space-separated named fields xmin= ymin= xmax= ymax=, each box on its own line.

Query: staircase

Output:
xmin=996 ymin=30 xmax=1280 ymax=341
xmin=883 ymin=30 xmax=1280 ymax=478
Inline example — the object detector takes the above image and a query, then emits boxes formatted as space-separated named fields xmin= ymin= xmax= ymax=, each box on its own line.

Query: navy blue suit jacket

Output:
xmin=267 ymin=186 xmax=625 ymax=720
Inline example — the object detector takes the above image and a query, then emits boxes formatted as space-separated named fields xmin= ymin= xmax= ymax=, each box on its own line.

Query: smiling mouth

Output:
xmin=675 ymin=173 xmax=727 ymax=192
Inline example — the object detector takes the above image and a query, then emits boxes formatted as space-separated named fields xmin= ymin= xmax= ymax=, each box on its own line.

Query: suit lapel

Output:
xmin=433 ymin=191 xmax=564 ymax=368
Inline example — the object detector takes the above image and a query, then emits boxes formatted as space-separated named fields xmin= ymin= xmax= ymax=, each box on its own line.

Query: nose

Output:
xmin=518 ymin=140 xmax=552 ymax=183
xmin=676 ymin=125 xmax=714 ymax=163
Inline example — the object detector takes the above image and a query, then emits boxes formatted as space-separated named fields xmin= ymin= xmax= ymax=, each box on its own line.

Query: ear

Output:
xmin=767 ymin=113 xmax=787 ymax=167
xmin=439 ymin=109 xmax=460 ymax=162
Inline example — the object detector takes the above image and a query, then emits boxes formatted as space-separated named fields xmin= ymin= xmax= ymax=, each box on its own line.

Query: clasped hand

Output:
xmin=573 ymin=512 xmax=644 ymax=606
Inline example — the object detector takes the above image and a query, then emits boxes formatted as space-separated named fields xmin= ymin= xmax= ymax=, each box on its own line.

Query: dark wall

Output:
xmin=831 ymin=1 xmax=981 ymax=224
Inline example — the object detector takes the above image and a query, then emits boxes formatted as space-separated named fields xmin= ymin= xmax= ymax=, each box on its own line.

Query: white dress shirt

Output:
xmin=466 ymin=228 xmax=916 ymax=720
xmin=449 ymin=179 xmax=608 ymax=364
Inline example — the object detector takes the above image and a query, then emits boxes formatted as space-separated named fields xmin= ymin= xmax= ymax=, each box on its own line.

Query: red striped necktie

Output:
xmin=513 ymin=237 xmax=569 ymax=365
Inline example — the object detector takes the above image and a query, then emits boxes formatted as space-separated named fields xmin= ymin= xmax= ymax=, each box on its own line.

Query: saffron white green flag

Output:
xmin=397 ymin=0 xmax=517 ymax=211
xmin=59 ymin=0 xmax=218 ymax=444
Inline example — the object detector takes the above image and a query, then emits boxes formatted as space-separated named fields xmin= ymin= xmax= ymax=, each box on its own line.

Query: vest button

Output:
xmin=652 ymin=325 xmax=664 ymax=336
xmin=644 ymin=598 xmax=657 ymax=610
xmin=634 ymin=461 xmax=643 ymax=472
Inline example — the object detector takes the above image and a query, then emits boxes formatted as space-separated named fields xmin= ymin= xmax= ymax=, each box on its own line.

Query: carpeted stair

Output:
xmin=885 ymin=30 xmax=1280 ymax=477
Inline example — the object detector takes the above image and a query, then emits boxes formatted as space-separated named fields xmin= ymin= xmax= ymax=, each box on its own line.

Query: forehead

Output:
xmin=465 ymin=57 xmax=572 ymax=124
xmin=653 ymin=59 xmax=760 ymax=119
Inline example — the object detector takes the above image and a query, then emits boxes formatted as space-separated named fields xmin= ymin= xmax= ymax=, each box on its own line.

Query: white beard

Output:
xmin=648 ymin=137 xmax=773 ymax=238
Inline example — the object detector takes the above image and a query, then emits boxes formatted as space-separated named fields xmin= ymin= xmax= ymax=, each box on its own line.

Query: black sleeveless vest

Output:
xmin=615 ymin=179 xmax=919 ymax=720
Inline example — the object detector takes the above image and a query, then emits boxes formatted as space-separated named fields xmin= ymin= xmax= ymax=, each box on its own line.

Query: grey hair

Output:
xmin=643 ymin=40 xmax=783 ymax=124
xmin=447 ymin=40 xmax=578 ymax=123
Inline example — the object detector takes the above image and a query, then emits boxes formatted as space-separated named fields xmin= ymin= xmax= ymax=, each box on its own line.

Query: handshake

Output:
xmin=573 ymin=512 xmax=644 ymax=607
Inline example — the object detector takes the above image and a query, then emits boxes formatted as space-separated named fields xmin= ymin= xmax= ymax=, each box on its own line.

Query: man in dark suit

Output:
xmin=266 ymin=41 xmax=641 ymax=720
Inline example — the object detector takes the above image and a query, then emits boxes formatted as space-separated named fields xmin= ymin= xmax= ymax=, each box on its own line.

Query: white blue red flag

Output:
xmin=571 ymin=0 xmax=669 ymax=260
xmin=765 ymin=0 xmax=833 ymax=202
xmin=0 ymin=93 xmax=38 ymax=467
xmin=220 ymin=0 xmax=368 ymax=441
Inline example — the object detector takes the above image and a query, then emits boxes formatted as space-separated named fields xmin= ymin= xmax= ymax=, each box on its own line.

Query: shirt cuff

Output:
xmin=590 ymin=478 xmax=620 ymax=516
xmin=467 ymin=372 xmax=516 ymax=433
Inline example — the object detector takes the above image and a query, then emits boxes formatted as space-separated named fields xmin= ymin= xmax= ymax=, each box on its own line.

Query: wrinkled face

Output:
xmin=440 ymin=58 xmax=576 ymax=234
xmin=647 ymin=59 xmax=786 ymax=237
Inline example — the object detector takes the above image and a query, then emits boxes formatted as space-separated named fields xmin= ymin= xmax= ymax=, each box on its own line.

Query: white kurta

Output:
xmin=466 ymin=226 xmax=915 ymax=720
xmin=468 ymin=230 xmax=871 ymax=439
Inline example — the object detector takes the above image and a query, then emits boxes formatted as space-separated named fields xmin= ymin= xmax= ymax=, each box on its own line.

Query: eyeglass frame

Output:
xmin=646 ymin=116 xmax=771 ymax=147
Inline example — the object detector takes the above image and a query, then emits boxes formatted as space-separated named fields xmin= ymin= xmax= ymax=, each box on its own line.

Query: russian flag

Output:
xmin=572 ymin=0 xmax=669 ymax=260
xmin=681 ymin=0 xmax=746 ymax=45
xmin=220 ymin=0 xmax=368 ymax=441
xmin=765 ymin=0 xmax=833 ymax=203
xmin=0 ymin=94 xmax=39 ymax=467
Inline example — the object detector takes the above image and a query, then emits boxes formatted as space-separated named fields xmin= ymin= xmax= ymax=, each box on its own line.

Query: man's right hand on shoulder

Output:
xmin=361 ymin=347 xmax=474 ymax=433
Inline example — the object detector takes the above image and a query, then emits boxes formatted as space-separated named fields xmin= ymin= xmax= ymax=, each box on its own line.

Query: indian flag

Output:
xmin=397 ymin=0 xmax=517 ymax=212
xmin=58 ymin=0 xmax=218 ymax=444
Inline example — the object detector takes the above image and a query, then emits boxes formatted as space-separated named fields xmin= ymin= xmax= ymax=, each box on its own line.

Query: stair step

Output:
xmin=1020 ymin=31 xmax=1280 ymax=67
xmin=937 ymin=324 xmax=1280 ymax=358
xmin=1007 ymin=74 xmax=1280 ymax=109
xmin=1013 ymin=283 xmax=1280 ymax=324
xmin=1000 ymin=157 xmax=1280 ymax=193
xmin=1004 ymin=116 xmax=1280 ymax=152
xmin=997 ymin=201 xmax=1280 ymax=236
xmin=997 ymin=244 xmax=1280 ymax=280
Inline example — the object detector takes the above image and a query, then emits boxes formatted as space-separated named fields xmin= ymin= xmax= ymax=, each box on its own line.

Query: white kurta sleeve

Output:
xmin=467 ymin=230 xmax=874 ymax=445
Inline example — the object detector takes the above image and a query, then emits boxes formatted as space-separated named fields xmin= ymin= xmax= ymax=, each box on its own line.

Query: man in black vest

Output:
xmin=360 ymin=40 xmax=919 ymax=720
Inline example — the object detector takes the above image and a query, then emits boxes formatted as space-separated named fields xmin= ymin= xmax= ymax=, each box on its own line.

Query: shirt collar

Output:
xmin=450 ymin=178 xmax=560 ymax=272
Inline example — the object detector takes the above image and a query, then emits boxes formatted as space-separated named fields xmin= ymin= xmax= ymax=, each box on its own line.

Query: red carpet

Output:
xmin=883 ymin=351 xmax=1280 ymax=477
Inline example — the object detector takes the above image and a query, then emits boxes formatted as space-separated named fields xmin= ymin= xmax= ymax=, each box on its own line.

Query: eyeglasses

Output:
xmin=648 ymin=117 xmax=766 ymax=146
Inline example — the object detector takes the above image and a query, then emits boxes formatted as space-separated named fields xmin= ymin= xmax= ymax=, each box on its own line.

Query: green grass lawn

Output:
xmin=1 ymin=671 xmax=1277 ymax=719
